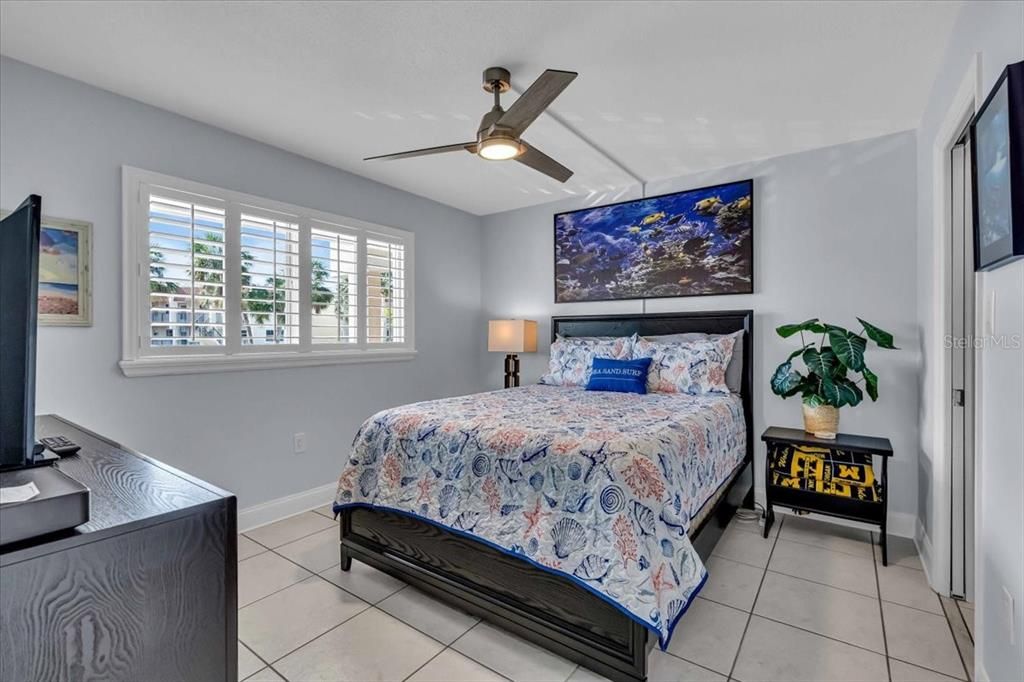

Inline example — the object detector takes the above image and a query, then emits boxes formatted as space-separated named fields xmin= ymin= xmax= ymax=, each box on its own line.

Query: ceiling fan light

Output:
xmin=478 ymin=136 xmax=523 ymax=161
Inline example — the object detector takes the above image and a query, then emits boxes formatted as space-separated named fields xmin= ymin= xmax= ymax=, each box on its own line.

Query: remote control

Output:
xmin=39 ymin=436 xmax=81 ymax=457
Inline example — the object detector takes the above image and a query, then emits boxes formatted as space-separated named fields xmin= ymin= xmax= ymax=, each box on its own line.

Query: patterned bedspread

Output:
xmin=333 ymin=385 xmax=746 ymax=647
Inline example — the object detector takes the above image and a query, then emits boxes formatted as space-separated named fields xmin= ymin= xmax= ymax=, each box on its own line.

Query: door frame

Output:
xmin=924 ymin=52 xmax=983 ymax=600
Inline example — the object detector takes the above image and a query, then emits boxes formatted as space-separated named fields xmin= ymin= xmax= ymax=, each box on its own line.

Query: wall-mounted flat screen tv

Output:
xmin=971 ymin=60 xmax=1024 ymax=271
xmin=554 ymin=179 xmax=753 ymax=303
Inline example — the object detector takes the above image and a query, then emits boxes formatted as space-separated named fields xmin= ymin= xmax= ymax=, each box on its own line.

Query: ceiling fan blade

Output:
xmin=516 ymin=142 xmax=573 ymax=183
xmin=364 ymin=142 xmax=476 ymax=161
xmin=497 ymin=69 xmax=577 ymax=135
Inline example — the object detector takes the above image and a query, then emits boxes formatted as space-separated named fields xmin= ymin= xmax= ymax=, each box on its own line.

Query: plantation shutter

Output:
xmin=310 ymin=222 xmax=359 ymax=345
xmin=239 ymin=212 xmax=301 ymax=346
xmin=365 ymin=235 xmax=406 ymax=344
xmin=146 ymin=193 xmax=227 ymax=348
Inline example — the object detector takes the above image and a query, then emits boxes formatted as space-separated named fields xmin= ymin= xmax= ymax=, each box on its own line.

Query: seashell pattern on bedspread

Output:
xmin=333 ymin=384 xmax=746 ymax=647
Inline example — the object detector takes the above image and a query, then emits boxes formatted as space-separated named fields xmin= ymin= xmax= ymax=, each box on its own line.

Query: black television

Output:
xmin=0 ymin=195 xmax=47 ymax=469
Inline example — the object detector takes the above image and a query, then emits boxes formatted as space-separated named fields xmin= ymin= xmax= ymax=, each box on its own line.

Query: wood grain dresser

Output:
xmin=0 ymin=415 xmax=237 ymax=681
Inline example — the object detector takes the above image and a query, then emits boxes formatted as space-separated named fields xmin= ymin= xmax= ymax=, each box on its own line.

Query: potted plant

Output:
xmin=770 ymin=318 xmax=898 ymax=438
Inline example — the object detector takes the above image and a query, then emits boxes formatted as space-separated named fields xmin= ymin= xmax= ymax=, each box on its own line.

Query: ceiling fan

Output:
xmin=364 ymin=67 xmax=578 ymax=183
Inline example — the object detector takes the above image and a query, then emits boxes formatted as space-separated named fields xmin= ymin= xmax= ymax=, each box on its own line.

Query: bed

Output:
xmin=334 ymin=311 xmax=754 ymax=682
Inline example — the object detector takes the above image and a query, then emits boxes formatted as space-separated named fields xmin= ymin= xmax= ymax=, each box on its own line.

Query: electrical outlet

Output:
xmin=293 ymin=432 xmax=306 ymax=454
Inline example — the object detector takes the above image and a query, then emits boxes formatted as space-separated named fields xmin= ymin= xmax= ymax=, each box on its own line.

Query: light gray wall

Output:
xmin=0 ymin=57 xmax=485 ymax=509
xmin=480 ymin=131 xmax=922 ymax=527
xmin=915 ymin=2 xmax=1024 ymax=680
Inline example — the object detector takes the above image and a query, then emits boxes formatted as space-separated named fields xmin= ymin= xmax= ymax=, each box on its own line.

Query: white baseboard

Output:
xmin=915 ymin=518 xmax=939 ymax=592
xmin=238 ymin=482 xmax=336 ymax=532
xmin=771 ymin=505 xmax=916 ymax=538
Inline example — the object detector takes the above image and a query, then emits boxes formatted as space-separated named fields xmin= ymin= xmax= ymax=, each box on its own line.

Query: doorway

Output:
xmin=948 ymin=127 xmax=975 ymax=601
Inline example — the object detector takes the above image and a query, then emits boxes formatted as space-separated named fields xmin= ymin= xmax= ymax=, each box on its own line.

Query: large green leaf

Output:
xmin=771 ymin=361 xmax=804 ymax=397
xmin=857 ymin=318 xmax=899 ymax=349
xmin=776 ymin=318 xmax=826 ymax=338
xmin=819 ymin=375 xmax=842 ymax=407
xmin=827 ymin=326 xmax=867 ymax=371
xmin=802 ymin=347 xmax=837 ymax=378
xmin=862 ymin=366 xmax=879 ymax=401
xmin=835 ymin=377 xmax=863 ymax=407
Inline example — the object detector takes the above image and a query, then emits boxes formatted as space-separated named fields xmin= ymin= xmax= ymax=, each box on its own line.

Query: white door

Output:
xmin=949 ymin=132 xmax=975 ymax=600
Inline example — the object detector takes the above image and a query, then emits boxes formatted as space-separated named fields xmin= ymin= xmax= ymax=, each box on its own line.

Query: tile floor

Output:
xmin=236 ymin=507 xmax=975 ymax=682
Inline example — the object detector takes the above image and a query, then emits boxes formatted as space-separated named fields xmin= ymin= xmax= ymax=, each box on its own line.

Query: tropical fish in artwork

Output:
xmin=641 ymin=211 xmax=666 ymax=225
xmin=627 ymin=226 xmax=643 ymax=235
xmin=734 ymin=195 xmax=752 ymax=212
xmin=574 ymin=554 xmax=611 ymax=583
xmin=694 ymin=196 xmax=724 ymax=215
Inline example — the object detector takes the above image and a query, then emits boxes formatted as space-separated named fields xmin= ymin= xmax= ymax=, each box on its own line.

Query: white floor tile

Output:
xmin=239 ymin=575 xmax=369 ymax=663
xmin=881 ymin=535 xmax=924 ymax=570
xmin=726 ymin=516 xmax=775 ymax=538
xmin=452 ymin=621 xmax=577 ymax=682
xmin=883 ymin=602 xmax=967 ymax=679
xmin=275 ymin=527 xmax=340 ymax=574
xmin=732 ymin=616 xmax=888 ymax=682
xmin=319 ymin=560 xmax=405 ymax=603
xmin=245 ymin=511 xmax=335 ymax=549
xmin=753 ymin=571 xmax=885 ymax=653
xmin=238 ymin=552 xmax=312 ymax=607
xmin=408 ymin=649 xmax=507 ymax=682
xmin=566 ymin=665 xmax=610 ymax=681
xmin=888 ymin=659 xmax=964 ymax=682
xmin=313 ymin=503 xmax=336 ymax=518
xmin=710 ymin=527 xmax=775 ymax=568
xmin=959 ymin=603 xmax=975 ymax=639
xmin=664 ymin=598 xmax=747 ymax=675
xmin=378 ymin=586 xmax=478 ymax=644
xmin=779 ymin=515 xmax=874 ymax=558
xmin=878 ymin=563 xmax=942 ymax=614
xmin=238 ymin=641 xmax=265 ymax=680
xmin=700 ymin=556 xmax=764 ymax=612
xmin=273 ymin=608 xmax=444 ymax=682
xmin=768 ymin=539 xmax=877 ymax=597
xmin=648 ymin=650 xmax=726 ymax=682
xmin=243 ymin=667 xmax=285 ymax=682
xmin=239 ymin=535 xmax=268 ymax=561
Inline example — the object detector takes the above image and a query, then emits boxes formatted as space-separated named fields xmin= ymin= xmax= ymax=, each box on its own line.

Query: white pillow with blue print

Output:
xmin=539 ymin=334 xmax=635 ymax=387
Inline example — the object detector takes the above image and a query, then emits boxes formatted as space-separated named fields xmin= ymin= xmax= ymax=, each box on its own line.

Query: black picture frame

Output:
xmin=552 ymin=179 xmax=754 ymax=303
xmin=970 ymin=60 xmax=1024 ymax=271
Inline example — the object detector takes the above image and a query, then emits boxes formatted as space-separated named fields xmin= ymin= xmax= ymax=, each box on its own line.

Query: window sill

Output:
xmin=119 ymin=348 xmax=417 ymax=377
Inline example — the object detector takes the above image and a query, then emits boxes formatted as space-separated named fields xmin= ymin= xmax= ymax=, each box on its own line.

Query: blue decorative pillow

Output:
xmin=585 ymin=357 xmax=653 ymax=394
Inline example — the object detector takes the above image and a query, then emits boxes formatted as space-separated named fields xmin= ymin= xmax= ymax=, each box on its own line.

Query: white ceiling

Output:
xmin=0 ymin=1 xmax=961 ymax=215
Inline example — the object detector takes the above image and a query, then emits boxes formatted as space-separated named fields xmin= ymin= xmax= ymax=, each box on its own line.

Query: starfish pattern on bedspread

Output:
xmin=334 ymin=384 xmax=745 ymax=647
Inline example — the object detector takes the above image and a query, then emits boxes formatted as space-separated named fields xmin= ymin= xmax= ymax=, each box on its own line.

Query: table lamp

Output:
xmin=488 ymin=319 xmax=538 ymax=388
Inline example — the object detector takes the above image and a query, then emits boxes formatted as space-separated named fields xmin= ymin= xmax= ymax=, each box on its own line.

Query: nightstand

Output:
xmin=761 ymin=426 xmax=892 ymax=565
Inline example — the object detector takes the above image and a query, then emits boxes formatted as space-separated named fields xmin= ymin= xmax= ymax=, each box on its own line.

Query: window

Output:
xmin=121 ymin=167 xmax=415 ymax=376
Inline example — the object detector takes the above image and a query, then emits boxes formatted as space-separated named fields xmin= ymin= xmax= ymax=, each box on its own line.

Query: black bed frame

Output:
xmin=339 ymin=310 xmax=755 ymax=682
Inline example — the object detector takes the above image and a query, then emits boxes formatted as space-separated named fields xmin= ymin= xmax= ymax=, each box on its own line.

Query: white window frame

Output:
xmin=120 ymin=166 xmax=416 ymax=377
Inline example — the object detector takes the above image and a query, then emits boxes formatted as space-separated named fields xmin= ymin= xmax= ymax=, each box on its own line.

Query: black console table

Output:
xmin=0 ymin=415 xmax=237 ymax=680
xmin=761 ymin=426 xmax=891 ymax=565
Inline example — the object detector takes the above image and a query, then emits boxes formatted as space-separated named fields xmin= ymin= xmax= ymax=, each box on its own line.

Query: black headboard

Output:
xmin=551 ymin=310 xmax=754 ymax=465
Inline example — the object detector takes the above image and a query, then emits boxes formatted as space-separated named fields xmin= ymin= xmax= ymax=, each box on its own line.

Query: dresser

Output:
xmin=0 ymin=415 xmax=237 ymax=681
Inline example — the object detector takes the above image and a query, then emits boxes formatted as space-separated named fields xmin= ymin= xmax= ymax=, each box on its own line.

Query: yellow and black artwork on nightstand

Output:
xmin=768 ymin=444 xmax=882 ymax=503
xmin=761 ymin=427 xmax=892 ymax=565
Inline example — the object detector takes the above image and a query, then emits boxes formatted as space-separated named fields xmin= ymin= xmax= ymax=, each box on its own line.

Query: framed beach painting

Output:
xmin=554 ymin=179 xmax=753 ymax=303
xmin=0 ymin=211 xmax=94 ymax=326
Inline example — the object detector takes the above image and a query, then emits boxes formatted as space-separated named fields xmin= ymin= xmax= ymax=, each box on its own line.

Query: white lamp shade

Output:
xmin=488 ymin=319 xmax=538 ymax=353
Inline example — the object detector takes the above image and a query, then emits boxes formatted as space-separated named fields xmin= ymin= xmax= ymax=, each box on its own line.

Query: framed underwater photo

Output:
xmin=554 ymin=179 xmax=753 ymax=303
xmin=970 ymin=60 xmax=1024 ymax=271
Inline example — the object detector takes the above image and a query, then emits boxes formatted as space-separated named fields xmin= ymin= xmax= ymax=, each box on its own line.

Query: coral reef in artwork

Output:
xmin=555 ymin=180 xmax=753 ymax=302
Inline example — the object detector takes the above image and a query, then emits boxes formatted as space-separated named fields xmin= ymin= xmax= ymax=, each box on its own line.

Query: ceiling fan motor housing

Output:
xmin=482 ymin=67 xmax=512 ymax=93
